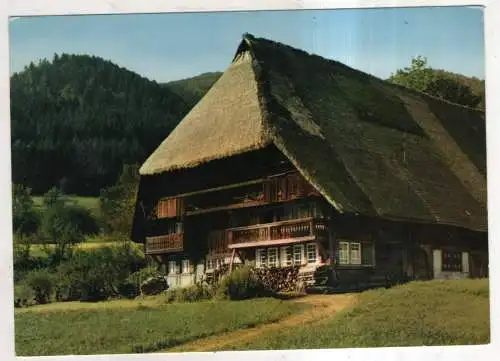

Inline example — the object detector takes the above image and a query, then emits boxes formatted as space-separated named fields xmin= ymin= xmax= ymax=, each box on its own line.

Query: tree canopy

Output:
xmin=388 ymin=56 xmax=485 ymax=110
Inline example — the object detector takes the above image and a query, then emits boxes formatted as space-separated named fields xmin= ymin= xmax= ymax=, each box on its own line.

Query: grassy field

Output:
xmin=15 ymin=297 xmax=307 ymax=356
xmin=33 ymin=195 xmax=100 ymax=216
xmin=29 ymin=240 xmax=141 ymax=258
xmin=14 ymin=279 xmax=490 ymax=355
xmin=220 ymin=279 xmax=490 ymax=350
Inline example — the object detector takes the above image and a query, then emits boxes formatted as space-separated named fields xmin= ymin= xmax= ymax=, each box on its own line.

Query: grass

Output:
xmin=32 ymin=195 xmax=100 ymax=216
xmin=29 ymin=240 xmax=141 ymax=258
xmin=222 ymin=279 xmax=490 ymax=350
xmin=15 ymin=297 xmax=307 ymax=356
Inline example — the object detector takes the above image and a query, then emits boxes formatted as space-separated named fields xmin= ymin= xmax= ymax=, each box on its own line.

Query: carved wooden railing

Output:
xmin=227 ymin=217 xmax=328 ymax=247
xmin=145 ymin=233 xmax=183 ymax=254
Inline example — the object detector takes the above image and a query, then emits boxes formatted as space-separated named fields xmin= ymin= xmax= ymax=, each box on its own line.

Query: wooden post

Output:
xmin=229 ymin=248 xmax=236 ymax=273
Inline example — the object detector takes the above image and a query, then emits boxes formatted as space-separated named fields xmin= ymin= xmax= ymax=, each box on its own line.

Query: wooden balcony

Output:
xmin=145 ymin=233 xmax=183 ymax=254
xmin=227 ymin=217 xmax=328 ymax=249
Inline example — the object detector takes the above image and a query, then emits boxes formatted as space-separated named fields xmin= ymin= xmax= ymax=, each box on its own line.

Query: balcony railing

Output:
xmin=145 ymin=233 xmax=183 ymax=254
xmin=227 ymin=217 xmax=328 ymax=249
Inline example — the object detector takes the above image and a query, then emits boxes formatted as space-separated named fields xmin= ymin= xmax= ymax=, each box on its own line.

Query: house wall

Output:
xmin=413 ymin=224 xmax=488 ymax=280
xmin=432 ymin=249 xmax=470 ymax=280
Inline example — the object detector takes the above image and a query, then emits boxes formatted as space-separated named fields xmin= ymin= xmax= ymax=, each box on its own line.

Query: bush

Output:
xmin=216 ymin=266 xmax=270 ymax=300
xmin=54 ymin=241 xmax=146 ymax=302
xmin=128 ymin=266 xmax=162 ymax=291
xmin=163 ymin=284 xmax=215 ymax=303
xmin=24 ymin=269 xmax=55 ymax=304
xmin=40 ymin=188 xmax=100 ymax=263
xmin=14 ymin=283 xmax=36 ymax=308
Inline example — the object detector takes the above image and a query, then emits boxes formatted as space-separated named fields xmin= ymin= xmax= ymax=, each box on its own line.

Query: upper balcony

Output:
xmin=145 ymin=233 xmax=183 ymax=254
xmin=226 ymin=217 xmax=328 ymax=249
xmin=150 ymin=171 xmax=321 ymax=220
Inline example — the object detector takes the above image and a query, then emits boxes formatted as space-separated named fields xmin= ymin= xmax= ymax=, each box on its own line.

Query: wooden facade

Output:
xmin=135 ymin=147 xmax=488 ymax=290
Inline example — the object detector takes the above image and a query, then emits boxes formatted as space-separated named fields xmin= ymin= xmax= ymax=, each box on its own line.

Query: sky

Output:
xmin=8 ymin=6 xmax=485 ymax=83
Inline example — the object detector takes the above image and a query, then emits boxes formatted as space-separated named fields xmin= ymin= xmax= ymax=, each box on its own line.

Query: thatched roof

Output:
xmin=140 ymin=34 xmax=487 ymax=232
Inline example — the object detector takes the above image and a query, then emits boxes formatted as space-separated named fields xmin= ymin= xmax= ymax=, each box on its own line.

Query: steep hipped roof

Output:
xmin=140 ymin=34 xmax=487 ymax=232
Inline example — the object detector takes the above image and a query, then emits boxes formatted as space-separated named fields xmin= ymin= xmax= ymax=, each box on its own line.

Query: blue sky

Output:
xmin=8 ymin=6 xmax=484 ymax=83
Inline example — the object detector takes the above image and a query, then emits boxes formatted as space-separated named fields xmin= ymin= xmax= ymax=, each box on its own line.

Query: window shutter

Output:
xmin=362 ymin=242 xmax=374 ymax=265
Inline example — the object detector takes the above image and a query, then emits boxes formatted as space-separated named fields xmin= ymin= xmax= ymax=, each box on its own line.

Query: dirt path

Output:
xmin=166 ymin=294 xmax=356 ymax=352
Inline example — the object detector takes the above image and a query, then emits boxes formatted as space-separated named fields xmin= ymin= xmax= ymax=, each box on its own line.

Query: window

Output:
xmin=338 ymin=241 xmax=367 ymax=266
xmin=168 ymin=260 xmax=178 ymax=275
xmin=182 ymin=259 xmax=191 ymax=274
xmin=281 ymin=246 xmax=293 ymax=266
xmin=350 ymin=243 xmax=361 ymax=265
xmin=293 ymin=245 xmax=304 ymax=265
xmin=442 ymin=251 xmax=462 ymax=272
xmin=306 ymin=243 xmax=317 ymax=264
xmin=268 ymin=248 xmax=278 ymax=267
xmin=256 ymin=248 xmax=267 ymax=268
xmin=338 ymin=242 xmax=350 ymax=265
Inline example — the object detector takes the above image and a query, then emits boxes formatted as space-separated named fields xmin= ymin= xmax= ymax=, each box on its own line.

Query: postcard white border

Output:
xmin=1 ymin=1 xmax=498 ymax=361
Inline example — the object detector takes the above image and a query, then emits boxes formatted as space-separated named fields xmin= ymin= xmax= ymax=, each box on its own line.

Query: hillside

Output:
xmin=387 ymin=57 xmax=485 ymax=110
xmin=164 ymin=71 xmax=222 ymax=108
xmin=10 ymin=54 xmax=192 ymax=196
xmin=433 ymin=69 xmax=485 ymax=109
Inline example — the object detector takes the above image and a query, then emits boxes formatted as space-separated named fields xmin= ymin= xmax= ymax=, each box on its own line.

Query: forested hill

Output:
xmin=10 ymin=54 xmax=192 ymax=196
xmin=164 ymin=72 xmax=222 ymax=108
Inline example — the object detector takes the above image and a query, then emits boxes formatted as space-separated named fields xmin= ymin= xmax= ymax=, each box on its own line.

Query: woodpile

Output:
xmin=251 ymin=266 xmax=301 ymax=292
xmin=205 ymin=264 xmax=230 ymax=285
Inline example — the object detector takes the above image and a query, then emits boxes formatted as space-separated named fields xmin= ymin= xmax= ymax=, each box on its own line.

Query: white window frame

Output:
xmin=350 ymin=242 xmax=362 ymax=265
xmin=182 ymin=259 xmax=190 ymax=274
xmin=168 ymin=260 xmax=179 ymax=275
xmin=256 ymin=248 xmax=267 ymax=268
xmin=338 ymin=242 xmax=350 ymax=265
xmin=338 ymin=241 xmax=364 ymax=265
xmin=293 ymin=244 xmax=304 ymax=265
xmin=306 ymin=243 xmax=317 ymax=264
xmin=281 ymin=246 xmax=293 ymax=266
xmin=268 ymin=248 xmax=278 ymax=268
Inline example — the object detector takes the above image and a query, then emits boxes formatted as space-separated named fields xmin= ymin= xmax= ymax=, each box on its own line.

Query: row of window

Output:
xmin=167 ymin=259 xmax=191 ymax=275
xmin=167 ymin=241 xmax=373 ymax=274
xmin=206 ymin=258 xmax=227 ymax=271
xmin=256 ymin=243 xmax=318 ymax=268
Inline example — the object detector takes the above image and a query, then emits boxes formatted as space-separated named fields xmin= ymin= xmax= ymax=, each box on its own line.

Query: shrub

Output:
xmin=24 ymin=269 xmax=55 ymax=304
xmin=54 ymin=241 xmax=146 ymax=302
xmin=40 ymin=188 xmax=99 ymax=263
xmin=216 ymin=266 xmax=270 ymax=300
xmin=128 ymin=266 xmax=162 ymax=290
xmin=14 ymin=283 xmax=36 ymax=308
xmin=12 ymin=184 xmax=40 ymax=236
xmin=163 ymin=284 xmax=215 ymax=303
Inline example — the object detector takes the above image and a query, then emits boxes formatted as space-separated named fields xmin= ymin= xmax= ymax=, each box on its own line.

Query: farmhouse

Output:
xmin=131 ymin=34 xmax=488 ymax=289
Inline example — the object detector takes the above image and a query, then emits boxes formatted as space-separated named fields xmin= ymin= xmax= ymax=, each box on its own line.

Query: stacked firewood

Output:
xmin=205 ymin=264 xmax=231 ymax=285
xmin=251 ymin=266 xmax=301 ymax=292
